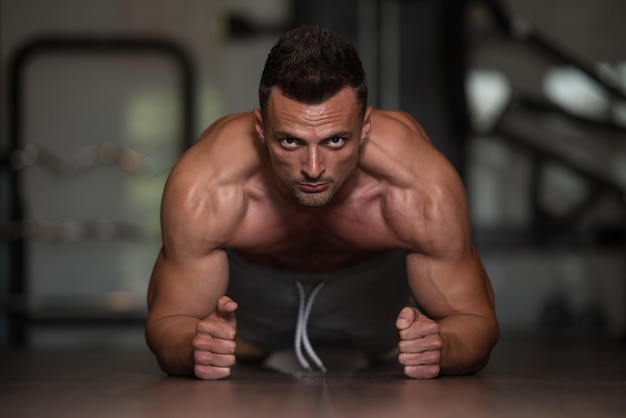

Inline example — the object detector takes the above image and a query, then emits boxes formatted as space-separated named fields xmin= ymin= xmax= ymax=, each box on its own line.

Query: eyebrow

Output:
xmin=272 ymin=130 xmax=353 ymax=140
xmin=272 ymin=131 xmax=296 ymax=139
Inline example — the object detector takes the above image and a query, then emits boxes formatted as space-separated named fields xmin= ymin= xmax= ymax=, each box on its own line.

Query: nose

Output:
xmin=302 ymin=146 xmax=324 ymax=179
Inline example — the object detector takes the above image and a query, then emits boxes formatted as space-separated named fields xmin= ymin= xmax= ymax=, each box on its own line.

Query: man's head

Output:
xmin=255 ymin=26 xmax=371 ymax=208
xmin=258 ymin=25 xmax=368 ymax=118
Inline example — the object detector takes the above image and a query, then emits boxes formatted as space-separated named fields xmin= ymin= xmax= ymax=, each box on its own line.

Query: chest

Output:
xmin=233 ymin=195 xmax=408 ymax=271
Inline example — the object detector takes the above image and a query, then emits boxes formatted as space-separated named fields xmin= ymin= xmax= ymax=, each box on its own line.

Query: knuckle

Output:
xmin=196 ymin=320 xmax=236 ymax=341
xmin=404 ymin=365 xmax=440 ymax=379
xmin=425 ymin=350 xmax=441 ymax=364
xmin=398 ymin=350 xmax=441 ymax=367
xmin=192 ymin=334 xmax=213 ymax=351
xmin=210 ymin=338 xmax=236 ymax=355
xmin=194 ymin=365 xmax=230 ymax=380
xmin=193 ymin=350 xmax=210 ymax=365
xmin=398 ymin=352 xmax=419 ymax=366
xmin=397 ymin=352 xmax=410 ymax=365
xmin=225 ymin=340 xmax=237 ymax=354
xmin=225 ymin=354 xmax=237 ymax=367
xmin=196 ymin=320 xmax=213 ymax=334
xmin=194 ymin=349 xmax=236 ymax=368
xmin=432 ymin=337 xmax=444 ymax=350
xmin=225 ymin=328 xmax=236 ymax=341
xmin=398 ymin=329 xmax=411 ymax=340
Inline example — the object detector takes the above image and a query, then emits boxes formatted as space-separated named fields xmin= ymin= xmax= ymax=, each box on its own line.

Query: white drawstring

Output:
xmin=295 ymin=281 xmax=327 ymax=372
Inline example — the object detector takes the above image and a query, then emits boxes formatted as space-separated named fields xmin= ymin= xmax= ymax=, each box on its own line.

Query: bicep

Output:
xmin=147 ymin=171 xmax=236 ymax=322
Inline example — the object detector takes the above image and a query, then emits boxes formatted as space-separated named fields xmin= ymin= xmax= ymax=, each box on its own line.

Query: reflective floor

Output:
xmin=1 ymin=339 xmax=625 ymax=418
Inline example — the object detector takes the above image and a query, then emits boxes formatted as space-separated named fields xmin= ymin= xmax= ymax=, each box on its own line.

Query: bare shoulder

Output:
xmin=160 ymin=112 xmax=263 ymax=258
xmin=371 ymin=109 xmax=431 ymax=142
xmin=363 ymin=109 xmax=460 ymax=186
xmin=364 ymin=109 xmax=470 ymax=255
xmin=182 ymin=112 xmax=262 ymax=176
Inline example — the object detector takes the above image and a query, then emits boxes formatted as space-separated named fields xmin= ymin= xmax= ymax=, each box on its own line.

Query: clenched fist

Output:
xmin=396 ymin=306 xmax=443 ymax=379
xmin=192 ymin=296 xmax=238 ymax=380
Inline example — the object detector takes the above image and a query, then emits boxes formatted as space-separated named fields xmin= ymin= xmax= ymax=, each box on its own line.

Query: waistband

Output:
xmin=226 ymin=249 xmax=406 ymax=284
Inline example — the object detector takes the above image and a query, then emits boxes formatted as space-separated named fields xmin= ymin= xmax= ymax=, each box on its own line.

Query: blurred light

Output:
xmin=543 ymin=65 xmax=615 ymax=119
xmin=466 ymin=70 xmax=512 ymax=133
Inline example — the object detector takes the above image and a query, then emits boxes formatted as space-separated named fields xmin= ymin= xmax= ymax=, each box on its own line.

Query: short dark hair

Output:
xmin=259 ymin=25 xmax=368 ymax=116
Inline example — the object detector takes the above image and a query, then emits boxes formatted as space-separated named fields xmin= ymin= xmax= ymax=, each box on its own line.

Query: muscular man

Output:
xmin=146 ymin=25 xmax=498 ymax=380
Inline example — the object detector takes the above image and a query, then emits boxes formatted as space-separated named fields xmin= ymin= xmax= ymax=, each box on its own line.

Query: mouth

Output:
xmin=298 ymin=182 xmax=330 ymax=193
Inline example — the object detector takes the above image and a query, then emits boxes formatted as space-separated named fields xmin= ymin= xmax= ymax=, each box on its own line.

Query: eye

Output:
xmin=279 ymin=137 xmax=299 ymax=149
xmin=326 ymin=136 xmax=346 ymax=149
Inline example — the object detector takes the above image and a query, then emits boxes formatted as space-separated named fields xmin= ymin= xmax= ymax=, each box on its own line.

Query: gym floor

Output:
xmin=2 ymin=339 xmax=624 ymax=418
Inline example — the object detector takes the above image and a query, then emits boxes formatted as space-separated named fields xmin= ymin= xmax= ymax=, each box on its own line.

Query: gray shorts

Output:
xmin=226 ymin=250 xmax=410 ymax=357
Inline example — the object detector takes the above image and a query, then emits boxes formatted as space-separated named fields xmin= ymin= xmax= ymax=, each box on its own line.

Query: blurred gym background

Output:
xmin=1 ymin=0 xmax=624 ymax=348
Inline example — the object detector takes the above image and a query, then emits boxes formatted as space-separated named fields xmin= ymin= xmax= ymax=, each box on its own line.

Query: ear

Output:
xmin=253 ymin=108 xmax=266 ymax=143
xmin=359 ymin=106 xmax=372 ymax=144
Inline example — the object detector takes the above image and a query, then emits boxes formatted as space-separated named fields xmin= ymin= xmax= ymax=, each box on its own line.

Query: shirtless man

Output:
xmin=146 ymin=25 xmax=498 ymax=380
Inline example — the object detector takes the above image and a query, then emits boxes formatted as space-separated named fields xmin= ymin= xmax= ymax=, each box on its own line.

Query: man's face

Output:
xmin=255 ymin=87 xmax=371 ymax=208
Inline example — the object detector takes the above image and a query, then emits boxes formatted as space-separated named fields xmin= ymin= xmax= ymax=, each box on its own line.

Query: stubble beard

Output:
xmin=271 ymin=157 xmax=359 ymax=208
xmin=290 ymin=178 xmax=339 ymax=208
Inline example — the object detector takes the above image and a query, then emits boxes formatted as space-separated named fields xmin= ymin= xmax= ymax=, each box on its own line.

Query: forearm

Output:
xmin=438 ymin=313 xmax=499 ymax=375
xmin=145 ymin=315 xmax=199 ymax=376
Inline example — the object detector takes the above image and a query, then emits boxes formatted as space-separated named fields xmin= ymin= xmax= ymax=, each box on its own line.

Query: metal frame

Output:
xmin=4 ymin=36 xmax=196 ymax=346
